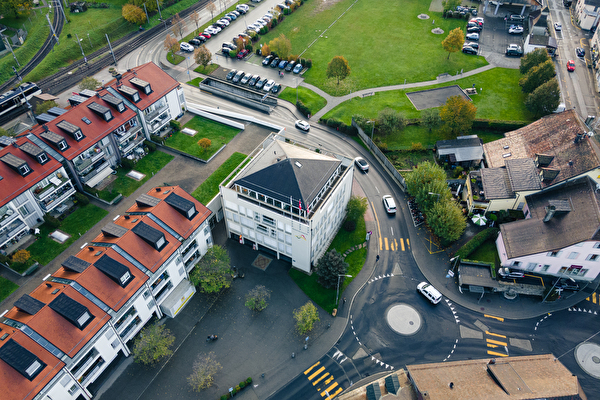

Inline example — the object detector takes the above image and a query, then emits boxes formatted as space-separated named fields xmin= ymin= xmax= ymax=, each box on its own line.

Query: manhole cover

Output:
xmin=386 ymin=304 xmax=422 ymax=336
xmin=252 ymin=254 xmax=272 ymax=270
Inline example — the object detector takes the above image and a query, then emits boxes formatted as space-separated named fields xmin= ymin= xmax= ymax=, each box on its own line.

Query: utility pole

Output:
xmin=156 ymin=0 xmax=163 ymax=20
xmin=75 ymin=33 xmax=87 ymax=65
xmin=143 ymin=3 xmax=150 ymax=25
xmin=1 ymin=33 xmax=19 ymax=66
xmin=54 ymin=0 xmax=67 ymax=24
xmin=45 ymin=12 xmax=59 ymax=45
xmin=106 ymin=34 xmax=117 ymax=65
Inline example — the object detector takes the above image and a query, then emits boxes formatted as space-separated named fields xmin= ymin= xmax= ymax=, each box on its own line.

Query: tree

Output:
xmin=405 ymin=161 xmax=451 ymax=212
xmin=35 ymin=100 xmax=58 ymax=115
xmin=315 ymin=249 xmax=349 ymax=289
xmin=11 ymin=249 xmax=30 ymax=264
xmin=197 ymin=138 xmax=211 ymax=150
xmin=207 ymin=1 xmax=216 ymax=22
xmin=346 ymin=195 xmax=368 ymax=223
xmin=326 ymin=55 xmax=351 ymax=84
xmin=525 ymin=78 xmax=560 ymax=117
xmin=122 ymin=4 xmax=146 ymax=25
xmin=171 ymin=13 xmax=186 ymax=39
xmin=79 ymin=76 xmax=100 ymax=91
xmin=261 ymin=44 xmax=271 ymax=57
xmin=519 ymin=48 xmax=551 ymax=75
xmin=421 ymin=108 xmax=441 ymax=131
xmin=189 ymin=245 xmax=232 ymax=293
xmin=440 ymin=95 xmax=477 ymax=137
xmin=519 ymin=59 xmax=556 ymax=93
xmin=194 ymin=45 xmax=212 ymax=69
xmin=187 ymin=352 xmax=222 ymax=391
xmin=131 ymin=0 xmax=160 ymax=13
xmin=0 ymin=0 xmax=32 ymax=18
xmin=132 ymin=324 xmax=175 ymax=365
xmin=190 ymin=11 xmax=201 ymax=34
xmin=268 ymin=34 xmax=292 ymax=60
xmin=245 ymin=285 xmax=271 ymax=312
xmin=442 ymin=28 xmax=464 ymax=59
xmin=163 ymin=34 xmax=179 ymax=58
xmin=442 ymin=0 xmax=461 ymax=12
xmin=294 ymin=302 xmax=320 ymax=334
xmin=0 ymin=128 xmax=8 ymax=137
xmin=377 ymin=108 xmax=407 ymax=136
xmin=427 ymin=199 xmax=466 ymax=245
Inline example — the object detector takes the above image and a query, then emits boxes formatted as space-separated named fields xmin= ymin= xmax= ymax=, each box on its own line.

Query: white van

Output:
xmin=417 ymin=282 xmax=442 ymax=304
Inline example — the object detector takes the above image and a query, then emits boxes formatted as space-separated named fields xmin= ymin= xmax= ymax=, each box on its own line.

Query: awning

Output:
xmin=85 ymin=167 xmax=113 ymax=188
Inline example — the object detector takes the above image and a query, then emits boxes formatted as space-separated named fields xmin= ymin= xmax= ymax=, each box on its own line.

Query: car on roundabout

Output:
xmin=417 ymin=282 xmax=442 ymax=304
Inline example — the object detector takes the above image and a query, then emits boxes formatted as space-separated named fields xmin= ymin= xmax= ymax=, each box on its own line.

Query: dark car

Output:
xmin=293 ymin=63 xmax=303 ymax=74
xmin=467 ymin=25 xmax=482 ymax=33
xmin=195 ymin=35 xmax=207 ymax=43
xmin=467 ymin=21 xmax=481 ymax=28
xmin=255 ymin=77 xmax=268 ymax=89
xmin=248 ymin=75 xmax=260 ymax=86
xmin=278 ymin=60 xmax=288 ymax=69
xmin=222 ymin=47 xmax=232 ymax=55
xmin=576 ymin=47 xmax=585 ymax=57
xmin=270 ymin=57 xmax=280 ymax=68
xmin=263 ymin=55 xmax=274 ymax=66
xmin=232 ymin=70 xmax=245 ymax=83
xmin=189 ymin=39 xmax=201 ymax=46
xmin=285 ymin=60 xmax=296 ymax=72
xmin=464 ymin=41 xmax=479 ymax=49
xmin=462 ymin=46 xmax=477 ymax=55
xmin=271 ymin=83 xmax=282 ymax=94
xmin=215 ymin=21 xmax=227 ymax=29
xmin=226 ymin=69 xmax=238 ymax=80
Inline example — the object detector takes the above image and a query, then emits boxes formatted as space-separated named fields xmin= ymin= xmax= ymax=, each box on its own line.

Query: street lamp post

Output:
xmin=542 ymin=274 xmax=576 ymax=303
xmin=336 ymin=274 xmax=352 ymax=306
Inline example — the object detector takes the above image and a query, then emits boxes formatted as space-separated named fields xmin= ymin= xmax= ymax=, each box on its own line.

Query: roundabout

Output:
xmin=386 ymin=303 xmax=422 ymax=336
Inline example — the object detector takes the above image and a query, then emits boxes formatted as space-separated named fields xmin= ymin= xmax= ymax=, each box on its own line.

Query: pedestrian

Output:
xmin=376 ymin=254 xmax=380 ymax=262
xmin=343 ymin=298 xmax=347 ymax=304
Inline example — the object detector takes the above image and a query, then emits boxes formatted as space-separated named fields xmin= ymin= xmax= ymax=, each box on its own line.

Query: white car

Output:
xmin=204 ymin=27 xmax=219 ymax=35
xmin=255 ymin=20 xmax=266 ymax=27
xmin=554 ymin=22 xmax=562 ymax=31
xmin=508 ymin=25 xmax=524 ymax=34
xmin=466 ymin=32 xmax=479 ymax=41
xmin=218 ymin=19 xmax=230 ymax=26
xmin=180 ymin=42 xmax=194 ymax=52
xmin=498 ymin=267 xmax=525 ymax=279
xmin=417 ymin=282 xmax=442 ymax=305
xmin=382 ymin=195 xmax=396 ymax=214
xmin=236 ymin=4 xmax=249 ymax=12
xmin=295 ymin=120 xmax=310 ymax=132
xmin=263 ymin=79 xmax=276 ymax=92
xmin=247 ymin=26 xmax=260 ymax=33
xmin=471 ymin=17 xmax=484 ymax=25
xmin=354 ymin=157 xmax=369 ymax=172
xmin=263 ymin=14 xmax=273 ymax=21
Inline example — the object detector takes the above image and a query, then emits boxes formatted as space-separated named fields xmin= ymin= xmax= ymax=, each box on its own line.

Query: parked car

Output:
xmin=417 ymin=282 xmax=442 ymax=304
xmin=226 ymin=13 xmax=237 ymax=20
xmin=230 ymin=10 xmax=240 ymax=17
xmin=226 ymin=69 xmax=238 ymax=80
xmin=219 ymin=18 xmax=230 ymax=25
xmin=237 ymin=49 xmax=249 ymax=59
xmin=263 ymin=79 xmax=276 ymax=91
xmin=506 ymin=14 xmax=525 ymax=22
xmin=263 ymin=14 xmax=273 ymax=21
xmin=554 ymin=22 xmax=562 ymax=31
xmin=270 ymin=57 xmax=280 ymax=68
xmin=505 ymin=44 xmax=523 ymax=56
xmin=255 ymin=77 xmax=268 ymax=89
xmin=180 ymin=42 xmax=194 ymax=52
xmin=382 ymin=195 xmax=396 ymax=214
xmin=221 ymin=15 xmax=232 ymax=22
xmin=222 ymin=47 xmax=232 ymax=55
xmin=254 ymin=20 xmax=266 ymax=28
xmin=263 ymin=55 xmax=274 ymax=66
xmin=554 ymin=278 xmax=579 ymax=291
xmin=462 ymin=46 xmax=477 ymax=55
xmin=285 ymin=60 xmax=296 ymax=72
xmin=236 ymin=4 xmax=249 ymax=13
xmin=240 ymin=74 xmax=253 ymax=84
xmin=222 ymin=42 xmax=236 ymax=50
xmin=294 ymin=120 xmax=310 ymax=131
xmin=215 ymin=21 xmax=227 ymax=29
xmin=277 ymin=3 xmax=290 ymax=11
xmin=466 ymin=32 xmax=480 ymax=41
xmin=204 ymin=27 xmax=218 ymax=35
xmin=576 ymin=47 xmax=585 ymax=57
xmin=248 ymin=75 xmax=260 ymax=86
xmin=464 ymin=41 xmax=479 ymax=49
xmin=293 ymin=63 xmax=303 ymax=74
xmin=232 ymin=70 xmax=245 ymax=83
xmin=567 ymin=59 xmax=576 ymax=72
xmin=278 ymin=60 xmax=288 ymax=69
xmin=471 ymin=17 xmax=484 ymax=25
xmin=188 ymin=39 xmax=201 ymax=47
xmin=195 ymin=35 xmax=207 ymax=42
xmin=354 ymin=157 xmax=369 ymax=172
xmin=508 ymin=25 xmax=524 ymax=34
xmin=498 ymin=267 xmax=525 ymax=279
xmin=467 ymin=26 xmax=482 ymax=33
xmin=199 ymin=33 xmax=211 ymax=39
xmin=271 ymin=83 xmax=282 ymax=94
xmin=211 ymin=25 xmax=222 ymax=33
xmin=247 ymin=26 xmax=260 ymax=33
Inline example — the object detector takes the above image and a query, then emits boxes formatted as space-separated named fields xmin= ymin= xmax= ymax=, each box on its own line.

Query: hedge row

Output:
xmin=472 ymin=119 xmax=529 ymax=132
xmin=296 ymin=100 xmax=310 ymax=117
xmin=319 ymin=117 xmax=358 ymax=136
xmin=454 ymin=227 xmax=499 ymax=259
xmin=219 ymin=377 xmax=252 ymax=399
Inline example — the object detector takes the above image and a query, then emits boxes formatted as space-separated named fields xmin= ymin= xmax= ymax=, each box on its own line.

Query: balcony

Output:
xmin=39 ymin=183 xmax=75 ymax=212
xmin=467 ymin=171 xmax=489 ymax=211
xmin=0 ymin=220 xmax=28 ymax=248
xmin=144 ymin=102 xmax=168 ymax=123
xmin=119 ymin=135 xmax=145 ymax=156
xmin=148 ymin=114 xmax=170 ymax=135
xmin=0 ymin=206 xmax=19 ymax=227
xmin=181 ymin=242 xmax=198 ymax=259
xmin=184 ymin=249 xmax=200 ymax=270
xmin=82 ymin=161 xmax=110 ymax=182
xmin=115 ymin=123 xmax=143 ymax=144
xmin=74 ymin=148 xmax=105 ymax=173
xmin=119 ymin=316 xmax=142 ymax=340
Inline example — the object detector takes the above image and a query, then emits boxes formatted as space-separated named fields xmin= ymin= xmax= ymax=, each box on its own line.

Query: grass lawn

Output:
xmin=289 ymin=218 xmax=367 ymax=313
xmin=323 ymin=68 xmax=532 ymax=125
xmin=27 ymin=204 xmax=109 ymax=266
xmin=279 ymin=86 xmax=327 ymax=115
xmin=187 ymin=77 xmax=204 ymax=86
xmin=258 ymin=0 xmax=488 ymax=94
xmin=466 ymin=238 xmax=498 ymax=265
xmin=194 ymin=63 xmax=219 ymax=75
xmin=0 ymin=277 xmax=18 ymax=303
xmin=387 ymin=150 xmax=436 ymax=170
xmin=167 ymin=52 xmax=185 ymax=65
xmin=191 ymin=152 xmax=248 ymax=204
xmin=165 ymin=116 xmax=241 ymax=160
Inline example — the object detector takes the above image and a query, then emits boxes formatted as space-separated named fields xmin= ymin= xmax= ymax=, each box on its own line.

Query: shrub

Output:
xmin=198 ymin=138 xmax=212 ymax=150
xmin=12 ymin=249 xmax=30 ymax=264
xmin=221 ymin=396 xmax=228 ymax=400
xmin=45 ymin=215 xmax=61 ymax=229
xmin=454 ymin=227 xmax=499 ymax=259
xmin=296 ymin=100 xmax=310 ymax=117
xmin=411 ymin=142 xmax=425 ymax=151
xmin=235 ymin=385 xmax=241 ymax=391
xmin=246 ymin=377 xmax=252 ymax=384
xmin=0 ymin=253 xmax=10 ymax=265
xmin=306 ymin=59 xmax=312 ymax=68
xmin=170 ymin=120 xmax=181 ymax=132
xmin=121 ymin=158 xmax=135 ymax=170
xmin=144 ymin=140 xmax=157 ymax=152
xmin=74 ymin=192 xmax=89 ymax=206
xmin=343 ymin=219 xmax=356 ymax=232
xmin=239 ymin=381 xmax=246 ymax=389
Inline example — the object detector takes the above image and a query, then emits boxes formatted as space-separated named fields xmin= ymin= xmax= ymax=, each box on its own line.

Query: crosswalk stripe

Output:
xmin=394 ymin=239 xmax=398 ymax=251
xmin=407 ymin=238 xmax=410 ymax=247
xmin=400 ymin=238 xmax=405 ymax=251
xmin=487 ymin=350 xmax=508 ymax=357
xmin=324 ymin=375 xmax=334 ymax=385
xmin=379 ymin=236 xmax=382 ymax=251
xmin=485 ymin=331 xmax=507 ymax=338
xmin=391 ymin=241 xmax=395 ymax=251
xmin=304 ymin=361 xmax=320 ymax=375
xmin=312 ymin=372 xmax=330 ymax=386
xmin=594 ymin=292 xmax=597 ymax=304
xmin=308 ymin=366 xmax=325 ymax=381
xmin=484 ymin=314 xmax=504 ymax=322
xmin=323 ymin=382 xmax=339 ymax=395
xmin=486 ymin=338 xmax=507 ymax=346
xmin=325 ymin=387 xmax=343 ymax=399
xmin=384 ymin=237 xmax=389 ymax=250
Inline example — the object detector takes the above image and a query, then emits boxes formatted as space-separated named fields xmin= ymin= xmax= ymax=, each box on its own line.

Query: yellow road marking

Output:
xmin=384 ymin=237 xmax=389 ymax=251
xmin=312 ymin=372 xmax=330 ymax=386
xmin=594 ymin=292 xmax=597 ymax=304
xmin=308 ymin=366 xmax=325 ymax=381
xmin=371 ymin=201 xmax=382 ymax=251
xmin=487 ymin=343 xmax=498 ymax=348
xmin=304 ymin=361 xmax=320 ymax=374
xmin=326 ymin=387 xmax=343 ymax=399
xmin=324 ymin=375 xmax=334 ymax=385
xmin=485 ymin=331 xmax=507 ymax=338
xmin=379 ymin=236 xmax=382 ymax=251
xmin=407 ymin=238 xmax=410 ymax=247
xmin=487 ymin=350 xmax=509 ymax=357
xmin=400 ymin=238 xmax=405 ymax=251
xmin=394 ymin=238 xmax=398 ymax=251
xmin=486 ymin=338 xmax=507 ymax=346
xmin=484 ymin=314 xmax=504 ymax=322
xmin=323 ymin=382 xmax=339 ymax=396
xmin=391 ymin=240 xmax=395 ymax=251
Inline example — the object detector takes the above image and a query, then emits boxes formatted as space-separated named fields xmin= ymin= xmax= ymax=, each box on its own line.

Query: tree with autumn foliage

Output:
xmin=326 ymin=56 xmax=351 ymax=84
xmin=198 ymin=138 xmax=211 ymax=150
xmin=440 ymin=95 xmax=477 ymax=137
xmin=163 ymin=34 xmax=179 ymax=58
xmin=122 ymin=4 xmax=146 ymax=25
xmin=442 ymin=28 xmax=464 ymax=59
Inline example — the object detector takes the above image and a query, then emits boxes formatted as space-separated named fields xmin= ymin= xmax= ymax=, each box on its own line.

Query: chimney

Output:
xmin=574 ymin=133 xmax=585 ymax=144
xmin=115 ymin=74 xmax=122 ymax=85
xmin=543 ymin=205 xmax=556 ymax=222
xmin=43 ymin=125 xmax=48 ymax=132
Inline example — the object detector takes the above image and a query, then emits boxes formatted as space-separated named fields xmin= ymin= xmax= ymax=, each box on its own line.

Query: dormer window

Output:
xmin=165 ymin=192 xmax=197 ymax=220
xmin=0 ymin=339 xmax=47 ymax=381
xmin=101 ymin=94 xmax=126 ymax=113
xmin=132 ymin=221 xmax=168 ymax=251
xmin=58 ymin=141 xmax=67 ymax=151
xmin=88 ymin=101 xmax=114 ymax=122
xmin=1 ymin=153 xmax=32 ymax=177
xmin=37 ymin=153 xmax=48 ymax=164
xmin=94 ymin=254 xmax=133 ymax=288
xmin=18 ymin=142 xmax=48 ymax=165
xmin=130 ymin=77 xmax=152 ymax=95
xmin=19 ymin=164 xmax=30 ymax=176
xmin=56 ymin=120 xmax=84 ymax=142
xmin=49 ymin=293 xmax=95 ymax=330
xmin=117 ymin=85 xmax=140 ymax=103
xmin=41 ymin=130 xmax=69 ymax=151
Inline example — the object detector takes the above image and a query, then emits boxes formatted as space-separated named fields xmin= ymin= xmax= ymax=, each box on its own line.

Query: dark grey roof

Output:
xmin=366 ymin=382 xmax=382 ymax=400
xmin=101 ymin=222 xmax=128 ymax=238
xmin=165 ymin=192 xmax=196 ymax=220
xmin=79 ymin=89 xmax=97 ymax=98
xmin=40 ymin=130 xmax=66 ymax=146
xmin=458 ymin=261 xmax=497 ymax=288
xmin=56 ymin=120 xmax=82 ymax=139
xmin=48 ymin=293 xmax=94 ymax=330
xmin=132 ymin=221 xmax=167 ymax=250
xmin=385 ymin=374 xmax=400 ymax=395
xmin=584 ymin=0 xmax=600 ymax=6
xmin=0 ymin=339 xmax=47 ymax=381
xmin=87 ymin=101 xmax=113 ymax=120
xmin=46 ymin=107 xmax=67 ymax=117
xmin=505 ymin=158 xmax=542 ymax=192
xmin=234 ymin=157 xmax=341 ymax=207
xmin=36 ymin=113 xmax=55 ymax=124
xmin=61 ymin=255 xmax=90 ymax=273
xmin=436 ymin=136 xmax=482 ymax=149
xmin=481 ymin=168 xmax=514 ymax=200
xmin=436 ymin=136 xmax=483 ymax=162
xmin=136 ymin=193 xmax=161 ymax=208
xmin=101 ymin=94 xmax=125 ymax=112
xmin=19 ymin=142 xmax=44 ymax=158
xmin=68 ymin=94 xmax=88 ymax=106
xmin=117 ymin=85 xmax=140 ymax=102
xmin=14 ymin=294 xmax=45 ymax=315
xmin=94 ymin=254 xmax=132 ymax=288
xmin=0 ymin=153 xmax=27 ymax=169
xmin=129 ymin=77 xmax=152 ymax=94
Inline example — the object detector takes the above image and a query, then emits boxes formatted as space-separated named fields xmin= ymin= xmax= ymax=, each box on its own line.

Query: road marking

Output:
xmin=486 ymin=338 xmax=507 ymax=346
xmin=394 ymin=239 xmax=398 ymax=251
xmin=487 ymin=350 xmax=509 ymax=357
xmin=324 ymin=387 xmax=343 ymax=399
xmin=484 ymin=314 xmax=504 ymax=322
xmin=304 ymin=361 xmax=320 ymax=375
xmin=400 ymin=238 xmax=405 ymax=251
xmin=487 ymin=343 xmax=499 ymax=348
xmin=371 ymin=201 xmax=382 ymax=251
xmin=384 ymin=237 xmax=389 ymax=251
xmin=390 ymin=240 xmax=395 ymax=251
xmin=308 ymin=366 xmax=325 ymax=380
xmin=407 ymin=238 xmax=410 ymax=247
xmin=323 ymin=375 xmax=334 ymax=385
xmin=485 ymin=331 xmax=507 ymax=338
xmin=312 ymin=372 xmax=330 ymax=386
xmin=322 ymin=382 xmax=339 ymax=396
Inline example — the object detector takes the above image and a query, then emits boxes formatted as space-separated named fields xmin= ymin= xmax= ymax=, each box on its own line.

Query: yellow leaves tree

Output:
xmin=326 ymin=55 xmax=351 ymax=85
xmin=194 ymin=45 xmax=212 ymax=69
xmin=207 ymin=1 xmax=216 ymax=22
xmin=268 ymin=34 xmax=291 ymax=60
xmin=12 ymin=249 xmax=30 ymax=264
xmin=440 ymin=95 xmax=477 ymax=138
xmin=171 ymin=13 xmax=186 ymax=39
xmin=261 ymin=44 xmax=271 ymax=57
xmin=198 ymin=138 xmax=211 ymax=150
xmin=163 ymin=34 xmax=179 ymax=58
xmin=122 ymin=4 xmax=146 ymax=25
xmin=442 ymin=27 xmax=464 ymax=60
xmin=190 ymin=11 xmax=201 ymax=34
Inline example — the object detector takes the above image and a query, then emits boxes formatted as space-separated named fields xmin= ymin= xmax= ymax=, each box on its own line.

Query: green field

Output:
xmin=279 ymin=86 xmax=327 ymax=115
xmin=0 ymin=277 xmax=18 ymax=303
xmin=191 ymin=152 xmax=248 ymax=204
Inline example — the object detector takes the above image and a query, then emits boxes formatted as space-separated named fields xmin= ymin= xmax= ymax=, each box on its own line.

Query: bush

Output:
xmin=343 ymin=219 xmax=356 ymax=232
xmin=45 ymin=215 xmax=61 ymax=229
xmin=296 ymin=100 xmax=310 ymax=117
xmin=239 ymin=381 xmax=246 ymax=389
xmin=471 ymin=119 xmax=528 ymax=132
xmin=454 ymin=227 xmax=499 ymax=259
xmin=221 ymin=396 xmax=228 ymax=400
xmin=306 ymin=59 xmax=312 ymax=68
xmin=169 ymin=120 xmax=181 ymax=132
xmin=144 ymin=140 xmax=157 ymax=152
xmin=121 ymin=158 xmax=135 ymax=170
xmin=74 ymin=192 xmax=89 ymax=206
xmin=411 ymin=142 xmax=425 ymax=151
xmin=246 ymin=377 xmax=252 ymax=384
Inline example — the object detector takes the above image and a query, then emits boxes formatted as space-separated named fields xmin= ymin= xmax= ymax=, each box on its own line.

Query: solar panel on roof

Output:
xmin=61 ymin=255 xmax=90 ymax=273
xmin=101 ymin=94 xmax=125 ymax=113
xmin=19 ymin=141 xmax=44 ymax=157
xmin=132 ymin=221 xmax=167 ymax=250
xmin=46 ymin=107 xmax=67 ymax=116
xmin=48 ymin=293 xmax=94 ymax=330
xmin=36 ymin=113 xmax=55 ymax=124
xmin=117 ymin=85 xmax=140 ymax=103
xmin=385 ymin=374 xmax=400 ymax=395
xmin=136 ymin=193 xmax=161 ymax=208
xmin=165 ymin=192 xmax=196 ymax=220
xmin=366 ymin=382 xmax=382 ymax=400
xmin=14 ymin=294 xmax=45 ymax=315
xmin=94 ymin=254 xmax=132 ymax=287
xmin=101 ymin=222 xmax=128 ymax=238
xmin=0 ymin=339 xmax=47 ymax=381
xmin=1 ymin=153 xmax=27 ymax=169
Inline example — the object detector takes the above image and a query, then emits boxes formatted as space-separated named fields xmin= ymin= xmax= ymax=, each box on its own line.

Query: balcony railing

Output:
xmin=0 ymin=220 xmax=28 ymax=247
xmin=0 ymin=208 xmax=19 ymax=227
xmin=115 ymin=123 xmax=143 ymax=143
xmin=148 ymin=115 xmax=170 ymax=134
xmin=40 ymin=184 xmax=75 ymax=212
xmin=119 ymin=135 xmax=145 ymax=156
xmin=144 ymin=103 xmax=168 ymax=123
xmin=82 ymin=161 xmax=110 ymax=182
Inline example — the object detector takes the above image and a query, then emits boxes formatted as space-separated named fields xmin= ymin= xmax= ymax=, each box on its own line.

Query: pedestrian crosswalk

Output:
xmin=379 ymin=237 xmax=409 ymax=251
xmin=484 ymin=331 xmax=509 ymax=358
xmin=304 ymin=361 xmax=343 ymax=399
xmin=585 ymin=292 xmax=599 ymax=304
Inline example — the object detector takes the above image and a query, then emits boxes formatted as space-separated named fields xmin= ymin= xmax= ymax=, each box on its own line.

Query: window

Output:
xmin=58 ymin=141 xmax=67 ymax=150
xmin=19 ymin=165 xmax=30 ymax=175
xmin=526 ymin=263 xmax=536 ymax=271
xmin=547 ymin=251 xmax=562 ymax=258
xmin=74 ymin=131 xmax=83 ymax=140
xmin=580 ymin=269 xmax=589 ymax=276
xmin=586 ymin=254 xmax=599 ymax=261
xmin=559 ymin=266 xmax=568 ymax=274
xmin=77 ymin=311 xmax=91 ymax=326
xmin=25 ymin=360 xmax=42 ymax=376
xmin=541 ymin=264 xmax=550 ymax=272
xmin=38 ymin=153 xmax=48 ymax=163
xmin=18 ymin=204 xmax=31 ymax=217
xmin=594 ymin=243 xmax=600 ymax=249
xmin=511 ymin=261 xmax=521 ymax=267
xmin=143 ymin=290 xmax=150 ymax=300
xmin=568 ymin=252 xmax=579 ymax=259
xmin=120 ymin=271 xmax=131 ymax=284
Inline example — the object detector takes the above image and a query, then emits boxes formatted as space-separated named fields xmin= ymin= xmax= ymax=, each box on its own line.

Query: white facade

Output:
xmin=139 ymin=89 xmax=185 ymax=138
xmin=576 ymin=0 xmax=600 ymax=30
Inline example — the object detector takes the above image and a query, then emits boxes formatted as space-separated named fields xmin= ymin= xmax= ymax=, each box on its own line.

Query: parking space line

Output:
xmin=394 ymin=239 xmax=398 ymax=251
xmin=407 ymin=238 xmax=410 ymax=248
xmin=324 ymin=387 xmax=343 ymax=399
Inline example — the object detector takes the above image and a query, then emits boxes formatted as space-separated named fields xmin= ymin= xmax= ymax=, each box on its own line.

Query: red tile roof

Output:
xmin=0 ymin=324 xmax=65 ymax=400
xmin=92 ymin=215 xmax=180 ymax=273
xmin=6 ymin=284 xmax=111 ymax=358
xmin=0 ymin=137 xmax=61 ymax=207
xmin=53 ymin=247 xmax=148 ymax=312
xmin=28 ymin=88 xmax=137 ymax=160
xmin=105 ymin=62 xmax=180 ymax=111
xmin=127 ymin=186 xmax=212 ymax=239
